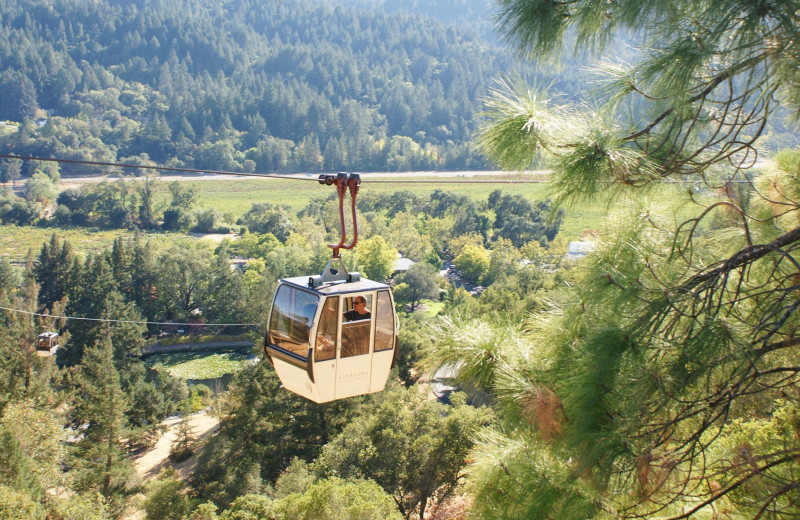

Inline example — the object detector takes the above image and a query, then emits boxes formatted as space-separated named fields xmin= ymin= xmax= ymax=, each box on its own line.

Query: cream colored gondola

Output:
xmin=36 ymin=331 xmax=60 ymax=357
xmin=263 ymin=173 xmax=398 ymax=402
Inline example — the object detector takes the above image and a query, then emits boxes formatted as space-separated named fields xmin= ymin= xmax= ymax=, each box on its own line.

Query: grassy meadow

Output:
xmin=1 ymin=173 xmax=702 ymax=259
xmin=143 ymin=351 xmax=250 ymax=379
xmin=184 ymin=173 xmax=698 ymax=238
xmin=0 ymin=224 xmax=198 ymax=263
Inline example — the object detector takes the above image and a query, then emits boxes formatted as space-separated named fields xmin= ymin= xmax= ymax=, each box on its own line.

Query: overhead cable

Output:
xmin=0 ymin=153 xmax=549 ymax=184
xmin=0 ymin=153 xmax=317 ymax=181
xmin=0 ymin=305 xmax=258 ymax=327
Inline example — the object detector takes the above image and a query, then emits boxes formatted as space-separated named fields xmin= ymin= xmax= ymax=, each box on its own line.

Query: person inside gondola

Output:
xmin=344 ymin=296 xmax=371 ymax=322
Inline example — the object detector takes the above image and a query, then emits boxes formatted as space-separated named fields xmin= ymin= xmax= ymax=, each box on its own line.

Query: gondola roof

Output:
xmin=279 ymin=276 xmax=389 ymax=296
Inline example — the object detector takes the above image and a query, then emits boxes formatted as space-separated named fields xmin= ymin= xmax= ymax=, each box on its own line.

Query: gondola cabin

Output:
xmin=36 ymin=332 xmax=60 ymax=357
xmin=264 ymin=274 xmax=398 ymax=403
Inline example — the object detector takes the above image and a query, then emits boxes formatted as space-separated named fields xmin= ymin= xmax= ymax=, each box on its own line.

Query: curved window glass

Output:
xmin=268 ymin=285 xmax=319 ymax=360
xmin=374 ymin=290 xmax=395 ymax=352
xmin=341 ymin=294 xmax=372 ymax=358
xmin=315 ymin=296 xmax=338 ymax=362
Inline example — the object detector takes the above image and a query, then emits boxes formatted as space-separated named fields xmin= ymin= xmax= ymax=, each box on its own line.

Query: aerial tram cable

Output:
xmin=0 ymin=153 xmax=549 ymax=184
xmin=0 ymin=305 xmax=258 ymax=327
xmin=2 ymin=152 xmax=402 ymax=401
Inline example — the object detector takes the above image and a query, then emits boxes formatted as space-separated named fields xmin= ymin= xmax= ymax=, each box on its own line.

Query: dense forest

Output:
xmin=2 ymin=0 xmax=794 ymax=179
xmin=0 ymin=0 xmax=535 ymax=174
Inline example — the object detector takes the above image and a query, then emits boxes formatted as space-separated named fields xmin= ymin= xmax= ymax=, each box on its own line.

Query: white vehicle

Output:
xmin=263 ymin=173 xmax=398 ymax=402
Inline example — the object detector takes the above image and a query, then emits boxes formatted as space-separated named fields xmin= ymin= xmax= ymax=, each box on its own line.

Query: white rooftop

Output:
xmin=394 ymin=257 xmax=415 ymax=272
xmin=566 ymin=241 xmax=596 ymax=259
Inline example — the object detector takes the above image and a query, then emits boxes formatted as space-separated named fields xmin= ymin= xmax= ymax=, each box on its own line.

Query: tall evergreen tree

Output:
xmin=0 ymin=72 xmax=37 ymax=121
xmin=33 ymin=234 xmax=74 ymax=310
xmin=70 ymin=335 xmax=134 ymax=502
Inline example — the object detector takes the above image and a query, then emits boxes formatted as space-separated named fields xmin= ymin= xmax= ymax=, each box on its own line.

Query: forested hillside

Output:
xmin=0 ymin=0 xmax=529 ymax=174
xmin=334 ymin=0 xmax=500 ymax=42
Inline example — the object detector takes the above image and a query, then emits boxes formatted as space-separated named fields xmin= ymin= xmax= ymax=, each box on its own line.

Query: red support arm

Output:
xmin=319 ymin=173 xmax=361 ymax=258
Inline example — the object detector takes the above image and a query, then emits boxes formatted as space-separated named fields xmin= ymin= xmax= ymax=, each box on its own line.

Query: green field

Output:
xmin=0 ymin=174 xmax=700 ymax=259
xmin=0 ymin=224 xmax=193 ymax=263
xmin=185 ymin=174 xmax=697 ymax=239
xmin=184 ymin=175 xmax=558 ymax=216
xmin=144 ymin=351 xmax=250 ymax=379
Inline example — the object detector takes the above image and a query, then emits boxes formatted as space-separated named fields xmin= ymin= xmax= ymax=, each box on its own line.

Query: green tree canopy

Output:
xmin=23 ymin=173 xmax=56 ymax=206
xmin=453 ymin=242 xmax=490 ymax=284
xmin=393 ymin=262 xmax=440 ymax=312
xmin=316 ymin=386 xmax=492 ymax=520
xmin=274 ymin=478 xmax=402 ymax=520
xmin=473 ymin=0 xmax=800 ymax=518
xmin=356 ymin=235 xmax=397 ymax=282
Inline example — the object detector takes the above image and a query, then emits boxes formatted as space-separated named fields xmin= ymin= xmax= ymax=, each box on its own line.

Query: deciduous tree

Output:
xmin=393 ymin=262 xmax=440 ymax=312
xmin=316 ymin=386 xmax=492 ymax=520
xmin=356 ymin=235 xmax=397 ymax=282
xmin=453 ymin=242 xmax=489 ymax=284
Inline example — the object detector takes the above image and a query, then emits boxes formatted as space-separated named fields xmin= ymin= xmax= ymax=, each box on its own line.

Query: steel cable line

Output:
xmin=1 ymin=152 xmax=755 ymax=184
xmin=0 ymin=305 xmax=258 ymax=327
xmin=0 ymin=153 xmax=319 ymax=181
xmin=0 ymin=153 xmax=550 ymax=183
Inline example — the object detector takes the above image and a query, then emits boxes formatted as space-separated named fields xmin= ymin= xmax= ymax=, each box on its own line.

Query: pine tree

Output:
xmin=471 ymin=1 xmax=800 ymax=518
xmin=70 ymin=336 xmax=134 ymax=500
xmin=169 ymin=400 xmax=196 ymax=463
xmin=33 ymin=234 xmax=74 ymax=310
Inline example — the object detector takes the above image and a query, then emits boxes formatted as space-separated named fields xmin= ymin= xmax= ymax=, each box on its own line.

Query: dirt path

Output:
xmin=134 ymin=410 xmax=220 ymax=482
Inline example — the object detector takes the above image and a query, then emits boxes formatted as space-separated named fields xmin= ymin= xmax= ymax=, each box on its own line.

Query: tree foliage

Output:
xmin=69 ymin=336 xmax=135 ymax=506
xmin=191 ymin=362 xmax=358 ymax=507
xmin=144 ymin=473 xmax=191 ymax=520
xmin=316 ymin=385 xmax=492 ymax=520
xmin=274 ymin=478 xmax=402 ymax=520
xmin=453 ymin=243 xmax=490 ymax=284
xmin=473 ymin=0 xmax=800 ymax=518
xmin=393 ymin=262 xmax=440 ymax=312
xmin=356 ymin=235 xmax=397 ymax=282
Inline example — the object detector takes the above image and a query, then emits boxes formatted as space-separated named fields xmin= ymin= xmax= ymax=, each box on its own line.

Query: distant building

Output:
xmin=565 ymin=241 xmax=596 ymax=260
xmin=229 ymin=256 xmax=254 ymax=272
xmin=394 ymin=256 xmax=415 ymax=273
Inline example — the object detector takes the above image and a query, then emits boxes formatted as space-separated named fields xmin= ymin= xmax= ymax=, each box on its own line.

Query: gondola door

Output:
xmin=335 ymin=293 xmax=375 ymax=399
xmin=311 ymin=295 xmax=339 ymax=403
xmin=370 ymin=289 xmax=396 ymax=391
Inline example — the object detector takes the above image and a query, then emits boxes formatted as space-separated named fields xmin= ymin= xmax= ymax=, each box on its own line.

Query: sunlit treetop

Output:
xmin=484 ymin=0 xmax=800 ymax=201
